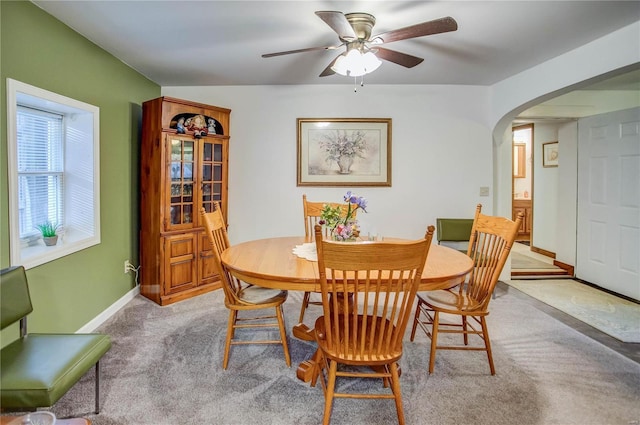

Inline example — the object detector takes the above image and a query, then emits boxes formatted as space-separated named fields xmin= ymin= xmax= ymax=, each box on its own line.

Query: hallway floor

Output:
xmin=498 ymin=281 xmax=640 ymax=363
xmin=505 ymin=242 xmax=639 ymax=363
xmin=510 ymin=242 xmax=570 ymax=278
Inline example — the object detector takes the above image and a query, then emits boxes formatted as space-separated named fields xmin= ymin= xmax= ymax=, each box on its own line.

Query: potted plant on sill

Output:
xmin=36 ymin=221 xmax=61 ymax=246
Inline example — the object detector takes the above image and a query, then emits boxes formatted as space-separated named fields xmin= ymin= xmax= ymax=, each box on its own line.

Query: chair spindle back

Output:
xmin=200 ymin=203 xmax=243 ymax=305
xmin=466 ymin=204 xmax=522 ymax=309
xmin=314 ymin=224 xmax=435 ymax=360
xmin=303 ymin=194 xmax=358 ymax=239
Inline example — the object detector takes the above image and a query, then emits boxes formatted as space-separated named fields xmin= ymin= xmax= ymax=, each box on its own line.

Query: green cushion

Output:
xmin=1 ymin=333 xmax=111 ymax=409
xmin=436 ymin=218 xmax=474 ymax=243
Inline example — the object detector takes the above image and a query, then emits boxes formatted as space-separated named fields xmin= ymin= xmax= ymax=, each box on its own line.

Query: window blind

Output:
xmin=17 ymin=106 xmax=64 ymax=238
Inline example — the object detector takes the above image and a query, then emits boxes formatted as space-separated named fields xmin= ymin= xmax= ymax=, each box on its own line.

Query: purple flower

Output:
xmin=343 ymin=191 xmax=368 ymax=214
xmin=357 ymin=197 xmax=367 ymax=212
xmin=322 ymin=191 xmax=369 ymax=240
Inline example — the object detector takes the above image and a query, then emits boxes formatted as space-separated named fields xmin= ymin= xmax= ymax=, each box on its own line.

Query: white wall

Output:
xmin=556 ymin=121 xmax=578 ymax=266
xmin=160 ymin=21 xmax=637 ymax=285
xmin=490 ymin=21 xmax=639 ymax=224
xmin=491 ymin=22 xmax=640 ymax=134
xmin=532 ymin=123 xmax=560 ymax=251
xmin=162 ymin=85 xmax=492 ymax=243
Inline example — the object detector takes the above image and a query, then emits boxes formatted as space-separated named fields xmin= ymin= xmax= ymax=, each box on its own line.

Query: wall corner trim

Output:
xmin=76 ymin=286 xmax=140 ymax=333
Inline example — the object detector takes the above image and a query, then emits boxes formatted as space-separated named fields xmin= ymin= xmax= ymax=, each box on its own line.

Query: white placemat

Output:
xmin=292 ymin=242 xmax=317 ymax=261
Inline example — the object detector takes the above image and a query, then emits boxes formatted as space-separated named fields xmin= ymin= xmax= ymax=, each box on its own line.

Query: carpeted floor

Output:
xmin=507 ymin=279 xmax=640 ymax=343
xmin=9 ymin=289 xmax=640 ymax=425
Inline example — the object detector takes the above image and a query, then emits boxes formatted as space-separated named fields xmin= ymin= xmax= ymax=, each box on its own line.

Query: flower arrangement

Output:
xmin=318 ymin=130 xmax=367 ymax=172
xmin=319 ymin=191 xmax=368 ymax=241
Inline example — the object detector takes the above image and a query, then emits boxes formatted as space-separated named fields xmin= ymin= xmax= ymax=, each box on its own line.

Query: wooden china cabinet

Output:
xmin=139 ymin=97 xmax=230 ymax=305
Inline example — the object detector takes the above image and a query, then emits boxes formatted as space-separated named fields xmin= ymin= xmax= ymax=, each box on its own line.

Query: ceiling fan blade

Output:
xmin=319 ymin=55 xmax=340 ymax=77
xmin=262 ymin=44 xmax=342 ymax=58
xmin=315 ymin=11 xmax=357 ymax=40
xmin=374 ymin=47 xmax=424 ymax=68
xmin=372 ymin=16 xmax=458 ymax=44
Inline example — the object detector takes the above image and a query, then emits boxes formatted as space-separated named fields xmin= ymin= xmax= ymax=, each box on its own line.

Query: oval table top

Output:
xmin=221 ymin=236 xmax=473 ymax=292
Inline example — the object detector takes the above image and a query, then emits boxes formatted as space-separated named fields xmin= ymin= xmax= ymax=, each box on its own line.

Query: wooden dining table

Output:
xmin=220 ymin=236 xmax=473 ymax=293
xmin=220 ymin=235 xmax=473 ymax=384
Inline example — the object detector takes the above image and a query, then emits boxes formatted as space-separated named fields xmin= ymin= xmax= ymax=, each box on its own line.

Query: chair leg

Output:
xmin=299 ymin=291 xmax=311 ymax=323
xmin=94 ymin=361 xmax=100 ymax=414
xmin=428 ymin=311 xmax=440 ymax=374
xmin=462 ymin=315 xmax=469 ymax=345
xmin=480 ymin=316 xmax=496 ymax=375
xmin=276 ymin=305 xmax=291 ymax=367
xmin=316 ymin=351 xmax=327 ymax=392
xmin=389 ymin=362 xmax=406 ymax=425
xmin=322 ymin=360 xmax=338 ymax=425
xmin=223 ymin=310 xmax=237 ymax=369
xmin=409 ymin=301 xmax=421 ymax=341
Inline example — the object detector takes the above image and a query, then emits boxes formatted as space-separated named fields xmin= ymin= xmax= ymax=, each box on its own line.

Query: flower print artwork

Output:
xmin=297 ymin=119 xmax=391 ymax=187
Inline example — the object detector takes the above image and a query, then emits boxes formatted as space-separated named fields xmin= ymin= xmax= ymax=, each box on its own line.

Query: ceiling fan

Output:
xmin=262 ymin=11 xmax=458 ymax=78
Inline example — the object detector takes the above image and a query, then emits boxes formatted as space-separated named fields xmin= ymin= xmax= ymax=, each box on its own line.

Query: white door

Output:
xmin=577 ymin=107 xmax=640 ymax=301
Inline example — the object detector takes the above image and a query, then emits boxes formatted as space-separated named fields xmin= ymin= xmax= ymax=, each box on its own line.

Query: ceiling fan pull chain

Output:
xmin=354 ymin=76 xmax=358 ymax=92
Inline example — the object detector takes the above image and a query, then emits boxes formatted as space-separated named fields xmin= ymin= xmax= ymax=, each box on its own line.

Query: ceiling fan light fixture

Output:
xmin=331 ymin=49 xmax=381 ymax=77
xmin=362 ymin=51 xmax=382 ymax=72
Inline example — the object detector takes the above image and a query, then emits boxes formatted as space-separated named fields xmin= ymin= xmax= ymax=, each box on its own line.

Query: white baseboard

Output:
xmin=77 ymin=286 xmax=140 ymax=333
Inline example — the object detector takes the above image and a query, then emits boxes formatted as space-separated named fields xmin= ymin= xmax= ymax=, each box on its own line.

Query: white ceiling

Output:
xmin=31 ymin=0 xmax=640 ymax=87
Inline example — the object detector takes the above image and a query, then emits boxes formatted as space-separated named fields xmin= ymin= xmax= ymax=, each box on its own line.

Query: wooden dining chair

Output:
xmin=410 ymin=204 xmax=522 ymax=375
xmin=299 ymin=194 xmax=359 ymax=323
xmin=200 ymin=204 xmax=291 ymax=369
xmin=308 ymin=224 xmax=435 ymax=425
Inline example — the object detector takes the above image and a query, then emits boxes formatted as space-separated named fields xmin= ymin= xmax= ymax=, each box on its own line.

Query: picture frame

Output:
xmin=542 ymin=141 xmax=559 ymax=167
xmin=297 ymin=118 xmax=392 ymax=186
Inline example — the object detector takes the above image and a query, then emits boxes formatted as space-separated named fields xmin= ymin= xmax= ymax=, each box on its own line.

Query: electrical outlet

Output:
xmin=124 ymin=260 xmax=133 ymax=274
xmin=479 ymin=186 xmax=490 ymax=196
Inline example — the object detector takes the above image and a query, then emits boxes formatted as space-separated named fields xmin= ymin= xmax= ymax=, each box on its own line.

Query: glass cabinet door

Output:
xmin=200 ymin=139 xmax=224 ymax=214
xmin=167 ymin=137 xmax=195 ymax=229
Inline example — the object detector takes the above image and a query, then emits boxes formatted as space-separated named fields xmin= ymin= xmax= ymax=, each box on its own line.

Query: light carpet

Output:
xmin=507 ymin=279 xmax=640 ymax=343
xmin=9 ymin=289 xmax=639 ymax=425
xmin=511 ymin=251 xmax=561 ymax=270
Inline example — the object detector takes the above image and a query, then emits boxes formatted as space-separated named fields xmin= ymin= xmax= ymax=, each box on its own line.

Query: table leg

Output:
xmin=292 ymin=322 xmax=322 ymax=386
xmin=293 ymin=293 xmax=352 ymax=387
xmin=296 ymin=348 xmax=321 ymax=387
xmin=292 ymin=323 xmax=315 ymax=342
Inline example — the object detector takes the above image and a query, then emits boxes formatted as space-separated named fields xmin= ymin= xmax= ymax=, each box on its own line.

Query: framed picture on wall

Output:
xmin=297 ymin=118 xmax=392 ymax=186
xmin=542 ymin=141 xmax=559 ymax=167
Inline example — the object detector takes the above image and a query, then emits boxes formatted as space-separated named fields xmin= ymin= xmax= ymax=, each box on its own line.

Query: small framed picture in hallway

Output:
xmin=543 ymin=141 xmax=559 ymax=167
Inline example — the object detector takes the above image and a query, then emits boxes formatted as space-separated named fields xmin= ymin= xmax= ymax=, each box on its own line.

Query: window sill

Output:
xmin=18 ymin=231 xmax=100 ymax=270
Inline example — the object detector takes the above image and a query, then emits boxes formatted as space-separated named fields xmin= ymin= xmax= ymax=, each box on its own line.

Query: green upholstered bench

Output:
xmin=436 ymin=218 xmax=474 ymax=253
xmin=0 ymin=266 xmax=111 ymax=414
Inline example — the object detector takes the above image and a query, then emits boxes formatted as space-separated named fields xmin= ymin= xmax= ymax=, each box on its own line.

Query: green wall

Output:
xmin=0 ymin=1 xmax=160 ymax=344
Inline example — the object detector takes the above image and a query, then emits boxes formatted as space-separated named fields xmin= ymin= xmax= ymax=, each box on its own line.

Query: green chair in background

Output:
xmin=436 ymin=217 xmax=474 ymax=253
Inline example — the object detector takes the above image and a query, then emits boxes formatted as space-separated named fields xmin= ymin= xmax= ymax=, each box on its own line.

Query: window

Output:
xmin=7 ymin=79 xmax=100 ymax=269
xmin=17 ymin=106 xmax=64 ymax=238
